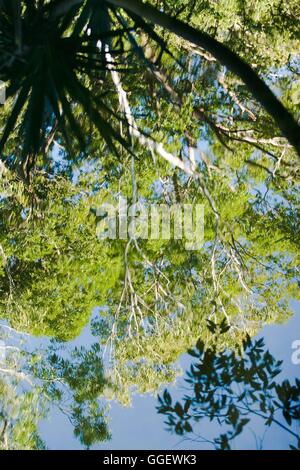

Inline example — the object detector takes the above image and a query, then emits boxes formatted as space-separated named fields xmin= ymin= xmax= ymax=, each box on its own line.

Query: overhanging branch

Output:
xmin=51 ymin=0 xmax=300 ymax=156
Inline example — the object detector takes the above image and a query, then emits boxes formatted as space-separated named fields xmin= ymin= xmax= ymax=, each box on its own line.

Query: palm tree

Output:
xmin=0 ymin=0 xmax=131 ymax=180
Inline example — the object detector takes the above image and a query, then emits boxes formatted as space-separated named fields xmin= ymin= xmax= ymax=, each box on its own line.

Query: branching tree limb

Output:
xmin=53 ymin=0 xmax=300 ymax=154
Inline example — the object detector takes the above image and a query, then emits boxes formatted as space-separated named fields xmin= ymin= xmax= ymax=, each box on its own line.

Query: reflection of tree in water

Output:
xmin=0 ymin=0 xmax=299 ymax=450
xmin=158 ymin=325 xmax=300 ymax=450
xmin=0 ymin=132 xmax=299 ymax=448
xmin=0 ymin=324 xmax=111 ymax=449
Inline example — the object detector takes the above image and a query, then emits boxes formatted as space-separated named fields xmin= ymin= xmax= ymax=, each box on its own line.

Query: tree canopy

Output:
xmin=0 ymin=0 xmax=299 ymax=449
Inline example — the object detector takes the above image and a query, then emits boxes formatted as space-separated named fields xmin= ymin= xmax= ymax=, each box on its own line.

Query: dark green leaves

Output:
xmin=0 ymin=0 xmax=131 ymax=178
xmin=157 ymin=330 xmax=300 ymax=449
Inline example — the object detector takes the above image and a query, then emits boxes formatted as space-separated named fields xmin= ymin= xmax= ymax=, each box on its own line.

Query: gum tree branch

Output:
xmin=52 ymin=0 xmax=300 ymax=154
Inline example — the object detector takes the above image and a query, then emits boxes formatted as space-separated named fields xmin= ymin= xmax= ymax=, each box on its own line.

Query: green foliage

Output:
xmin=0 ymin=327 xmax=111 ymax=449
xmin=0 ymin=0 xmax=299 ymax=449
xmin=0 ymin=171 xmax=124 ymax=340
xmin=0 ymin=378 xmax=46 ymax=450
